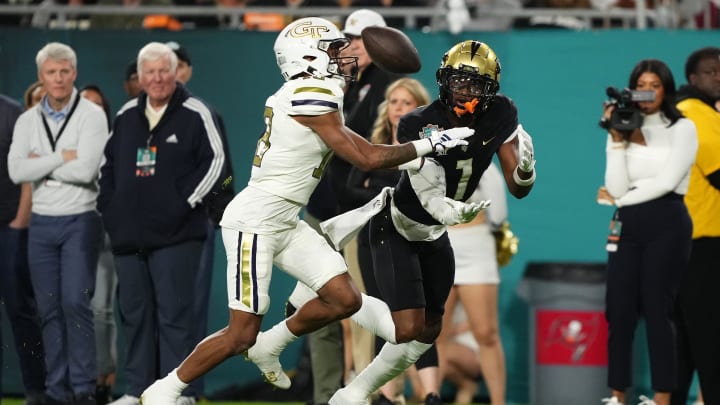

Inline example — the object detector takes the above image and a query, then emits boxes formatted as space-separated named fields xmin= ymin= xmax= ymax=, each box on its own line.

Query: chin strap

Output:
xmin=453 ymin=98 xmax=479 ymax=117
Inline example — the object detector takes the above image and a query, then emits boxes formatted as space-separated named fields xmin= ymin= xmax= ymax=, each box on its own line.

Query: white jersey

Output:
xmin=221 ymin=77 xmax=345 ymax=234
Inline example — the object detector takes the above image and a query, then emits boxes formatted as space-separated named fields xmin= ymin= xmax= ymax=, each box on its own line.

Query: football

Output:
xmin=361 ymin=26 xmax=422 ymax=74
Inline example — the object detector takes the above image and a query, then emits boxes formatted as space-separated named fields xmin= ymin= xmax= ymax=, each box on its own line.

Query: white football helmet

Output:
xmin=274 ymin=17 xmax=357 ymax=82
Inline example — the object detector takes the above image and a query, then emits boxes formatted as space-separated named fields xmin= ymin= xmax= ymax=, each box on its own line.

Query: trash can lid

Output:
xmin=524 ymin=262 xmax=607 ymax=283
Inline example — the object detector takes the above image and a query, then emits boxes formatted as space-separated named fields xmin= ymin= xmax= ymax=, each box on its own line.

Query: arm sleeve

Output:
xmin=51 ymin=109 xmax=109 ymax=184
xmin=409 ymin=159 xmax=477 ymax=226
xmin=181 ymin=99 xmax=226 ymax=208
xmin=7 ymin=114 xmax=64 ymax=183
xmin=615 ymin=119 xmax=698 ymax=207
xmin=604 ymin=134 xmax=631 ymax=199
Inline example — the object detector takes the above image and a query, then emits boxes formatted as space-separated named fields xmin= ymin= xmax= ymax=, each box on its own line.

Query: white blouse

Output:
xmin=604 ymin=112 xmax=698 ymax=207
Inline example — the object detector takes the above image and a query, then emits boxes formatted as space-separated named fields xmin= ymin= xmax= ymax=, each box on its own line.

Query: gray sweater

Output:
xmin=8 ymin=89 xmax=109 ymax=216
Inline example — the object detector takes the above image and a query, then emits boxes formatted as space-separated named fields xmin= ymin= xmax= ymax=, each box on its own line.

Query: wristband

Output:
xmin=513 ymin=167 xmax=536 ymax=187
xmin=410 ymin=139 xmax=433 ymax=156
xmin=398 ymin=157 xmax=424 ymax=171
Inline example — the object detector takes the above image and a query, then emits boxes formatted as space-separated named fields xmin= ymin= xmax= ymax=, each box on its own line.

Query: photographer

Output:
xmin=596 ymin=59 xmax=697 ymax=405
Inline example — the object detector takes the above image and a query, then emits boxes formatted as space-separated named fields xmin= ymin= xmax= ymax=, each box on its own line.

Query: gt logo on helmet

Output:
xmin=291 ymin=21 xmax=332 ymax=39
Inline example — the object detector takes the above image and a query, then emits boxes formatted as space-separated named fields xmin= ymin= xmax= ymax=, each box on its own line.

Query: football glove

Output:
xmin=517 ymin=125 xmax=535 ymax=173
xmin=412 ymin=127 xmax=474 ymax=156
xmin=458 ymin=200 xmax=492 ymax=223
xmin=431 ymin=127 xmax=474 ymax=155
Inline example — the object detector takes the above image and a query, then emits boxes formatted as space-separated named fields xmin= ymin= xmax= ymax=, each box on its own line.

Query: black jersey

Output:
xmin=394 ymin=95 xmax=518 ymax=226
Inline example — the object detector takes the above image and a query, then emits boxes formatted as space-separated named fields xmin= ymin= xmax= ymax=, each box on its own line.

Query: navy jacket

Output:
xmin=98 ymin=83 xmax=225 ymax=254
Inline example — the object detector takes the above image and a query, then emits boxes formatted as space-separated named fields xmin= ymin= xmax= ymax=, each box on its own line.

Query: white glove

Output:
xmin=517 ymin=125 xmax=535 ymax=173
xmin=431 ymin=127 xmax=474 ymax=155
xmin=411 ymin=127 xmax=474 ymax=157
xmin=458 ymin=200 xmax=492 ymax=223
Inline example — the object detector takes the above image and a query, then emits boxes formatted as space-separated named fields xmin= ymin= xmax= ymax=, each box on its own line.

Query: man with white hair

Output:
xmin=98 ymin=42 xmax=225 ymax=405
xmin=8 ymin=42 xmax=109 ymax=405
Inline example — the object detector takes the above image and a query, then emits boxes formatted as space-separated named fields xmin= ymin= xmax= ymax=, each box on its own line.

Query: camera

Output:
xmin=599 ymin=87 xmax=656 ymax=132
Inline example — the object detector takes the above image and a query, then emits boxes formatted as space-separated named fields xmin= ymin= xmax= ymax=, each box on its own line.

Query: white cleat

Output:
xmin=245 ymin=337 xmax=291 ymax=390
xmin=328 ymin=387 xmax=369 ymax=405
xmin=601 ymin=397 xmax=624 ymax=405
xmin=140 ymin=380 xmax=179 ymax=405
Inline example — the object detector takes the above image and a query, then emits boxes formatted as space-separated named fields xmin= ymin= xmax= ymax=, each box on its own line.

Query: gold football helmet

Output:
xmin=436 ymin=40 xmax=501 ymax=116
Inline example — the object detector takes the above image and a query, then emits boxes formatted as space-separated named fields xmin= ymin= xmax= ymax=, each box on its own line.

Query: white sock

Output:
xmin=261 ymin=320 xmax=298 ymax=354
xmin=345 ymin=340 xmax=432 ymax=398
xmin=351 ymin=294 xmax=397 ymax=344
xmin=167 ymin=368 xmax=189 ymax=392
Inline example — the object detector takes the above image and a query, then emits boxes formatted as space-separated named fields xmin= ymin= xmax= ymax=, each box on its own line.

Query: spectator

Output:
xmin=80 ymin=85 xmax=112 ymax=128
xmin=99 ymin=42 xmax=224 ymax=405
xmin=79 ymin=84 xmax=116 ymax=405
xmin=8 ymin=42 xmax=108 ymax=405
xmin=164 ymin=40 xmax=236 ymax=401
xmin=165 ymin=42 xmax=193 ymax=84
xmin=89 ymin=0 xmax=171 ymax=29
xmin=123 ymin=61 xmax=141 ymax=99
xmin=24 ymin=81 xmax=46 ymax=110
xmin=0 ymin=93 xmax=46 ymax=405
xmin=671 ymin=46 xmax=720 ymax=405
xmin=438 ymin=303 xmax=484 ymax=404
xmin=300 ymin=8 xmax=403 ymax=405
xmin=597 ymin=59 xmax=697 ymax=405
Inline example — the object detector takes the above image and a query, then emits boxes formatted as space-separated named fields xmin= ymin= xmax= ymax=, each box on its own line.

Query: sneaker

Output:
xmin=601 ymin=397 xmax=624 ymax=405
xmin=328 ymin=387 xmax=370 ymax=405
xmin=424 ymin=393 xmax=443 ymax=405
xmin=637 ymin=396 xmax=656 ymax=405
xmin=175 ymin=397 xmax=196 ymax=405
xmin=140 ymin=380 xmax=179 ymax=405
xmin=245 ymin=333 xmax=291 ymax=390
xmin=108 ymin=395 xmax=139 ymax=405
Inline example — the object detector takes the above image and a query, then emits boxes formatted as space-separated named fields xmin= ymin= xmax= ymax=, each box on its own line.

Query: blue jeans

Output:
xmin=0 ymin=224 xmax=46 ymax=399
xmin=28 ymin=211 xmax=102 ymax=402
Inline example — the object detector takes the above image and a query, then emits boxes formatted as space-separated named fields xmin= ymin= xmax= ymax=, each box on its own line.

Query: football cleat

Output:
xmin=245 ymin=337 xmax=291 ymax=390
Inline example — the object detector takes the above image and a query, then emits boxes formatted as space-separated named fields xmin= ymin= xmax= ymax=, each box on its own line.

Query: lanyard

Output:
xmin=40 ymin=94 xmax=81 ymax=152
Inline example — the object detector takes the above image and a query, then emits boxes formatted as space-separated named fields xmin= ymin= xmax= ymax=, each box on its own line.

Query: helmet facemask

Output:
xmin=318 ymin=37 xmax=358 ymax=84
xmin=440 ymin=69 xmax=498 ymax=117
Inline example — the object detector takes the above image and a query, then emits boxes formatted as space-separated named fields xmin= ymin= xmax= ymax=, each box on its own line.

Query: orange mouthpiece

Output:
xmin=453 ymin=98 xmax=479 ymax=116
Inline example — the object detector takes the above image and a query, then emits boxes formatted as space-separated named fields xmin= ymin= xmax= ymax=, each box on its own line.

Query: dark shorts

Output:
xmin=368 ymin=204 xmax=455 ymax=315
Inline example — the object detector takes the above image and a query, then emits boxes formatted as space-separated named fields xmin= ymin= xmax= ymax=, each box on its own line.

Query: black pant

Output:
xmin=605 ymin=195 xmax=692 ymax=392
xmin=671 ymin=237 xmax=720 ymax=405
